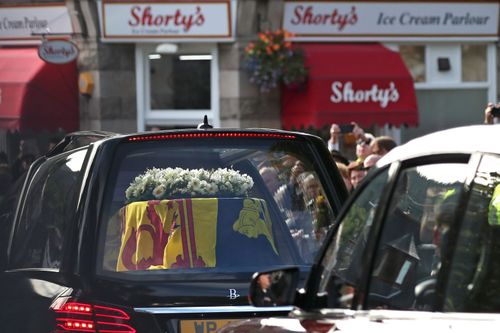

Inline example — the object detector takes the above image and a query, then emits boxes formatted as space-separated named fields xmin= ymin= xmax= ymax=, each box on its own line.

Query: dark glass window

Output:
xmin=9 ymin=149 xmax=87 ymax=269
xmin=0 ymin=174 xmax=25 ymax=268
xmin=319 ymin=168 xmax=389 ymax=308
xmin=444 ymin=154 xmax=500 ymax=312
xmin=366 ymin=163 xmax=468 ymax=310
xmin=97 ymin=137 xmax=339 ymax=278
xmin=149 ymin=53 xmax=211 ymax=110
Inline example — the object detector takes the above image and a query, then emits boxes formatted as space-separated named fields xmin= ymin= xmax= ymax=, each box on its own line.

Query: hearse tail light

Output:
xmin=51 ymin=297 xmax=136 ymax=333
xmin=127 ymin=132 xmax=297 ymax=142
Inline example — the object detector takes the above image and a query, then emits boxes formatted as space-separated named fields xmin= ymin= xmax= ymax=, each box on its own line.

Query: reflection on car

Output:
xmin=0 ymin=127 xmax=348 ymax=332
xmin=219 ymin=124 xmax=500 ymax=333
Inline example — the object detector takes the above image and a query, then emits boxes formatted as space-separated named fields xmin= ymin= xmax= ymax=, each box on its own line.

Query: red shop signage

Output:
xmin=281 ymin=43 xmax=418 ymax=129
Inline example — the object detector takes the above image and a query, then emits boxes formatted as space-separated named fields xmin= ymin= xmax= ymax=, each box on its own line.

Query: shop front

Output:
xmin=0 ymin=3 xmax=78 ymax=159
xmin=281 ymin=0 xmax=499 ymax=143
xmin=281 ymin=43 xmax=418 ymax=130
xmin=97 ymin=0 xmax=237 ymax=131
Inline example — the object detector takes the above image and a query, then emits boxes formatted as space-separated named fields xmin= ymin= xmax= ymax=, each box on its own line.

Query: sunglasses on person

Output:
xmin=356 ymin=138 xmax=372 ymax=146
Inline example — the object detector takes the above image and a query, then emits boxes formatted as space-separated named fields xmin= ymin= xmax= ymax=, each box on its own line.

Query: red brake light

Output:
xmin=58 ymin=302 xmax=93 ymax=315
xmin=57 ymin=318 xmax=95 ymax=332
xmin=94 ymin=305 xmax=130 ymax=320
xmin=51 ymin=298 xmax=135 ymax=333
xmin=127 ymin=132 xmax=297 ymax=142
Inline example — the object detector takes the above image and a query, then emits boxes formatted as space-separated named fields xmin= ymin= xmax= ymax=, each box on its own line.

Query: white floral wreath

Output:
xmin=125 ymin=167 xmax=254 ymax=203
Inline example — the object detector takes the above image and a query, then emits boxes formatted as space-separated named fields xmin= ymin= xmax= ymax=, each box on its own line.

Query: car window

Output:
xmin=96 ymin=137 xmax=339 ymax=278
xmin=0 ymin=174 xmax=26 ymax=268
xmin=366 ymin=163 xmax=468 ymax=310
xmin=443 ymin=154 xmax=500 ymax=312
xmin=9 ymin=149 xmax=88 ymax=270
xmin=318 ymin=168 xmax=389 ymax=308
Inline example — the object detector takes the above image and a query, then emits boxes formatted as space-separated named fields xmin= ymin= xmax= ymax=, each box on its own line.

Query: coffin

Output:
xmin=113 ymin=197 xmax=280 ymax=271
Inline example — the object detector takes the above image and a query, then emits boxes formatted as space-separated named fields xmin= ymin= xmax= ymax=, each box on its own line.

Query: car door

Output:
xmin=436 ymin=153 xmax=500 ymax=312
xmin=0 ymin=148 xmax=89 ymax=332
xmin=362 ymin=157 xmax=473 ymax=310
xmin=312 ymin=164 xmax=393 ymax=309
xmin=361 ymin=153 xmax=500 ymax=312
xmin=312 ymin=154 xmax=478 ymax=311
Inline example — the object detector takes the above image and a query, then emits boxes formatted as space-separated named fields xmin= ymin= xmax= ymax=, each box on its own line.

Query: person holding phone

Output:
xmin=484 ymin=102 xmax=500 ymax=124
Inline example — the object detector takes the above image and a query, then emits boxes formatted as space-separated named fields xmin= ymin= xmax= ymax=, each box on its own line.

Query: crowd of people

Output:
xmin=326 ymin=122 xmax=398 ymax=194
xmin=328 ymin=102 xmax=499 ymax=194
xmin=258 ymin=154 xmax=335 ymax=263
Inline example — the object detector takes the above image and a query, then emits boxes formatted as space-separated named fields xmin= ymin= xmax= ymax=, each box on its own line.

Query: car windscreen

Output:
xmin=96 ymin=135 xmax=338 ymax=279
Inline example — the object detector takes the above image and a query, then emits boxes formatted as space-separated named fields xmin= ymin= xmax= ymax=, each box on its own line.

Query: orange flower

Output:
xmin=243 ymin=28 xmax=307 ymax=92
xmin=245 ymin=42 xmax=255 ymax=54
xmin=259 ymin=33 xmax=269 ymax=44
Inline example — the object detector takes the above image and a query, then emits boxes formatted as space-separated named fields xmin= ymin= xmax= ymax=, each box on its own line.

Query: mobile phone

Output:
xmin=491 ymin=107 xmax=500 ymax=117
xmin=339 ymin=124 xmax=354 ymax=133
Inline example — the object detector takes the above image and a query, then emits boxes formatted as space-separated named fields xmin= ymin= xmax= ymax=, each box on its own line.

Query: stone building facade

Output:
xmin=73 ymin=0 xmax=286 ymax=133
xmin=0 ymin=0 xmax=499 ymax=149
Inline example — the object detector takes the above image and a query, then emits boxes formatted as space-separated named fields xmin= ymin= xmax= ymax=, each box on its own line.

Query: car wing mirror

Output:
xmin=249 ymin=267 xmax=300 ymax=307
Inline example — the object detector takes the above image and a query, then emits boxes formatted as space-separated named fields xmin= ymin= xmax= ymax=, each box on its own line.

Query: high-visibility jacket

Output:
xmin=488 ymin=184 xmax=500 ymax=226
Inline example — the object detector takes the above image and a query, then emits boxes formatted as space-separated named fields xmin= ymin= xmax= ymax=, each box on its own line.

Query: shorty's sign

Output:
xmin=330 ymin=81 xmax=400 ymax=109
xmin=100 ymin=0 xmax=233 ymax=41
xmin=283 ymin=1 xmax=499 ymax=41
xmin=280 ymin=43 xmax=419 ymax=129
xmin=38 ymin=40 xmax=78 ymax=64
xmin=0 ymin=4 xmax=73 ymax=43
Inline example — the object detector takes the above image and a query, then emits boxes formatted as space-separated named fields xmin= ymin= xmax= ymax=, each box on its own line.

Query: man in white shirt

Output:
xmin=327 ymin=123 xmax=341 ymax=152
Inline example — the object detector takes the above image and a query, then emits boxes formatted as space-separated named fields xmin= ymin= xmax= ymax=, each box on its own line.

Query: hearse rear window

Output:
xmin=96 ymin=137 xmax=337 ymax=277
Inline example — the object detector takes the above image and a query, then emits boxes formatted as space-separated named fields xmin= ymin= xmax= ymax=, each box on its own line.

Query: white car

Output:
xmin=220 ymin=124 xmax=500 ymax=333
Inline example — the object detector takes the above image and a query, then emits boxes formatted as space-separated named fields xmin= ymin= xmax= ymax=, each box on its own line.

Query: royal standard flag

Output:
xmin=116 ymin=198 xmax=279 ymax=271
xmin=164 ymin=198 xmax=218 ymax=268
xmin=117 ymin=199 xmax=217 ymax=271
xmin=217 ymin=198 xmax=280 ymax=267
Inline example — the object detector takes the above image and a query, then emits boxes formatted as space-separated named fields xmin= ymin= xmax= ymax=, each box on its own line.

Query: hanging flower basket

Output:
xmin=244 ymin=29 xmax=308 ymax=93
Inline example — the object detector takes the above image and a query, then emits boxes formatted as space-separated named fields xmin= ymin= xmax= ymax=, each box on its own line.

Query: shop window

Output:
xmin=461 ymin=44 xmax=487 ymax=82
xmin=149 ymin=53 xmax=211 ymax=110
xmin=399 ymin=45 xmax=426 ymax=83
xmin=138 ymin=43 xmax=218 ymax=130
xmin=402 ymin=89 xmax=488 ymax=143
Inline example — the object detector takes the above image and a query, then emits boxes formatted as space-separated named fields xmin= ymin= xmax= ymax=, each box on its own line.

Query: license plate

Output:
xmin=180 ymin=319 xmax=239 ymax=333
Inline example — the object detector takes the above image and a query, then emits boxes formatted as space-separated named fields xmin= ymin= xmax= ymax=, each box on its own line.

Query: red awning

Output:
xmin=0 ymin=48 xmax=79 ymax=132
xmin=281 ymin=43 xmax=418 ymax=129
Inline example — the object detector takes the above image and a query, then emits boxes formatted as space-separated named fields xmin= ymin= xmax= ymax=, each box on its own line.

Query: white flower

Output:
xmin=125 ymin=167 xmax=254 ymax=203
xmin=190 ymin=179 xmax=202 ymax=193
xmin=152 ymin=185 xmax=166 ymax=198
